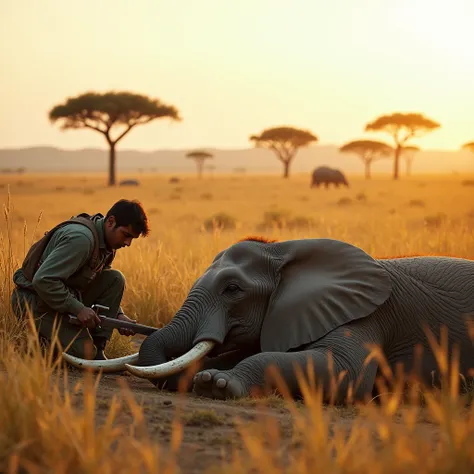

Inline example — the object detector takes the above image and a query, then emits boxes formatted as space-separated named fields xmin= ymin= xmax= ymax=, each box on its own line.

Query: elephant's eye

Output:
xmin=225 ymin=283 xmax=241 ymax=294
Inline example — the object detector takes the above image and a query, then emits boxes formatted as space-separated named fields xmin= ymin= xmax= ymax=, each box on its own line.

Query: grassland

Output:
xmin=0 ymin=171 xmax=473 ymax=473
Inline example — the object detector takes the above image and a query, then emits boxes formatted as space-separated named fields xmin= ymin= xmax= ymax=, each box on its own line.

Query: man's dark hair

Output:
xmin=106 ymin=199 xmax=150 ymax=236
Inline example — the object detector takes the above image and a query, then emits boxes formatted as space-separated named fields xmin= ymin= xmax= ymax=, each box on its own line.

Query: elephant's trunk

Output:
xmin=126 ymin=289 xmax=228 ymax=380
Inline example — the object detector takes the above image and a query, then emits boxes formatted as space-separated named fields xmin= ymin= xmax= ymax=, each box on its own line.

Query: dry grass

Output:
xmin=0 ymin=171 xmax=473 ymax=473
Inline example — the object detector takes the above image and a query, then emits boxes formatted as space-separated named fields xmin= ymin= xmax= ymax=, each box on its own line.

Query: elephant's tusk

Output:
xmin=124 ymin=340 xmax=216 ymax=379
xmin=62 ymin=352 xmax=140 ymax=373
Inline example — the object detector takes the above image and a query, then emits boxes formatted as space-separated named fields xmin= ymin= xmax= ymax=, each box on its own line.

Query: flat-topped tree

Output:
xmin=186 ymin=150 xmax=214 ymax=178
xmin=49 ymin=91 xmax=181 ymax=186
xmin=250 ymin=126 xmax=318 ymax=178
xmin=462 ymin=141 xmax=474 ymax=154
xmin=365 ymin=113 xmax=440 ymax=180
xmin=339 ymin=139 xmax=392 ymax=179
xmin=400 ymin=145 xmax=420 ymax=176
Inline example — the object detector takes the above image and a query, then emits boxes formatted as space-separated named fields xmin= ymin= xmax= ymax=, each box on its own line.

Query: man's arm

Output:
xmin=32 ymin=230 xmax=94 ymax=315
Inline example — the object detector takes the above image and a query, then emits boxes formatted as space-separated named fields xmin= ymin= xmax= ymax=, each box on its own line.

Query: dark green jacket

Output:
xmin=13 ymin=215 xmax=123 ymax=316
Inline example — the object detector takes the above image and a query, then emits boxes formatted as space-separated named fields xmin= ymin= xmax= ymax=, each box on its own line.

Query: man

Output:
xmin=11 ymin=199 xmax=150 ymax=360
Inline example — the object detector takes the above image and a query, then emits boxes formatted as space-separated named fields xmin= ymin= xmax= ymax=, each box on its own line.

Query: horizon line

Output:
xmin=0 ymin=143 xmax=467 ymax=153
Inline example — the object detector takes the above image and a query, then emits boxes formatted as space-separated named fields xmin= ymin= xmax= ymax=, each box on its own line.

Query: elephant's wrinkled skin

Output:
xmin=311 ymin=166 xmax=349 ymax=188
xmin=69 ymin=237 xmax=474 ymax=403
xmin=128 ymin=237 xmax=474 ymax=403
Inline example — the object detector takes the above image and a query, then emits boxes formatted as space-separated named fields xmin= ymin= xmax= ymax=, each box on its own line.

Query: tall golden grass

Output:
xmin=0 ymin=172 xmax=473 ymax=473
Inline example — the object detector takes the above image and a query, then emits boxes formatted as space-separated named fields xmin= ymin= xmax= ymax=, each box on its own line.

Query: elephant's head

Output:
xmin=64 ymin=237 xmax=392 ymax=378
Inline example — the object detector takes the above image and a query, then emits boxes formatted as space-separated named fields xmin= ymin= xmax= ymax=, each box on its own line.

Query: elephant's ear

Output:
xmin=260 ymin=239 xmax=392 ymax=352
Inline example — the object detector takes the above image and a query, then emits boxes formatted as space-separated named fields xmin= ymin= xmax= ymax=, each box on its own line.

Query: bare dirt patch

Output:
xmin=63 ymin=369 xmax=444 ymax=474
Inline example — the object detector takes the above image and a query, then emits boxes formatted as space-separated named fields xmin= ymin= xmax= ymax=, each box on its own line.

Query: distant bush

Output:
xmin=286 ymin=215 xmax=316 ymax=230
xmin=203 ymin=212 xmax=237 ymax=232
xmin=169 ymin=176 xmax=180 ymax=184
xmin=461 ymin=180 xmax=474 ymax=186
xmin=355 ymin=192 xmax=367 ymax=202
xmin=200 ymin=193 xmax=213 ymax=200
xmin=424 ymin=212 xmax=447 ymax=228
xmin=258 ymin=209 xmax=292 ymax=230
xmin=337 ymin=197 xmax=352 ymax=206
xmin=408 ymin=199 xmax=425 ymax=207
xmin=257 ymin=209 xmax=315 ymax=231
xmin=119 ymin=179 xmax=139 ymax=186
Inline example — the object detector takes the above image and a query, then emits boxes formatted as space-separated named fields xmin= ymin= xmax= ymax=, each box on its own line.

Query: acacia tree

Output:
xmin=186 ymin=150 xmax=214 ymax=178
xmin=400 ymin=145 xmax=420 ymax=176
xmin=49 ymin=91 xmax=181 ymax=186
xmin=365 ymin=113 xmax=440 ymax=180
xmin=462 ymin=141 xmax=474 ymax=154
xmin=339 ymin=139 xmax=392 ymax=179
xmin=249 ymin=126 xmax=318 ymax=178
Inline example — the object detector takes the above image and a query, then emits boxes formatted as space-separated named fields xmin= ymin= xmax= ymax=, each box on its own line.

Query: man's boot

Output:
xmin=93 ymin=336 xmax=108 ymax=360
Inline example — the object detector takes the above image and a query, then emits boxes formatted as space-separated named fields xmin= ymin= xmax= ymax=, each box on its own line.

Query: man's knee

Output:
xmin=101 ymin=269 xmax=125 ymax=290
xmin=11 ymin=288 xmax=36 ymax=319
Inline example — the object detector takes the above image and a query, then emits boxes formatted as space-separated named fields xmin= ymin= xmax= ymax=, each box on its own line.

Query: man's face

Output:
xmin=104 ymin=216 xmax=141 ymax=250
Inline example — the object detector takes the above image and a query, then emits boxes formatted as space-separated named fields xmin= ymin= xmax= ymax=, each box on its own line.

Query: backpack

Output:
xmin=21 ymin=212 xmax=107 ymax=282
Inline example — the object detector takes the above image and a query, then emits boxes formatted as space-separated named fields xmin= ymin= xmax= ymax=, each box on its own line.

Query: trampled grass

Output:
xmin=0 ymin=171 xmax=473 ymax=473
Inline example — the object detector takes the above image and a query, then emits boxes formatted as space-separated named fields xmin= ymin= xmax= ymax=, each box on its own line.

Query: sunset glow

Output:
xmin=1 ymin=0 xmax=474 ymax=151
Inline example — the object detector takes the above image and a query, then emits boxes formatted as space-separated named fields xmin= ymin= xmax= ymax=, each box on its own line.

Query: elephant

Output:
xmin=63 ymin=237 xmax=474 ymax=404
xmin=311 ymin=166 xmax=349 ymax=188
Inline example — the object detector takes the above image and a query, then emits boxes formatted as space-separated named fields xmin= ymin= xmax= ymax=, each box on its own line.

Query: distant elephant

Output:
xmin=311 ymin=166 xmax=349 ymax=188
xmin=64 ymin=237 xmax=474 ymax=404
xmin=119 ymin=179 xmax=140 ymax=186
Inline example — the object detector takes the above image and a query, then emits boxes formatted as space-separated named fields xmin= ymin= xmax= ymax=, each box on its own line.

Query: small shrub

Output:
xmin=287 ymin=215 xmax=316 ymax=230
xmin=169 ymin=176 xmax=180 ymax=184
xmin=55 ymin=186 xmax=65 ymax=192
xmin=169 ymin=193 xmax=181 ymax=200
xmin=409 ymin=199 xmax=425 ymax=207
xmin=200 ymin=193 xmax=213 ymax=200
xmin=355 ymin=192 xmax=367 ymax=202
xmin=424 ymin=212 xmax=447 ymax=228
xmin=83 ymin=188 xmax=94 ymax=195
xmin=203 ymin=212 xmax=237 ymax=232
xmin=148 ymin=207 xmax=161 ymax=215
xmin=259 ymin=209 xmax=292 ymax=230
xmin=337 ymin=197 xmax=352 ymax=206
xmin=461 ymin=179 xmax=474 ymax=186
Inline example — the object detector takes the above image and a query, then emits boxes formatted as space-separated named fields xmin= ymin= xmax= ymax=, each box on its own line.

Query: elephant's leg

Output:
xmin=156 ymin=348 xmax=259 ymax=392
xmin=193 ymin=319 xmax=384 ymax=402
xmin=193 ymin=345 xmax=379 ymax=403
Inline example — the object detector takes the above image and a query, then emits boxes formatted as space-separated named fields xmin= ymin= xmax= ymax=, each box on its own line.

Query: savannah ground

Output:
xmin=0 ymin=171 xmax=473 ymax=473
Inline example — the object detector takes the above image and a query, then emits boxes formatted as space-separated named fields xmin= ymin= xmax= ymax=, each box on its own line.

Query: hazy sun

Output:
xmin=395 ymin=0 xmax=474 ymax=68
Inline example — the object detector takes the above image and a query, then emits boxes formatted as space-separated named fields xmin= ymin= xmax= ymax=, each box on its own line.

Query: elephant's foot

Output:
xmin=192 ymin=369 xmax=248 ymax=400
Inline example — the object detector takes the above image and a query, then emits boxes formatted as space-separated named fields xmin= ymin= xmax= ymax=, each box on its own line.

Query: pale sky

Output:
xmin=1 ymin=0 xmax=474 ymax=151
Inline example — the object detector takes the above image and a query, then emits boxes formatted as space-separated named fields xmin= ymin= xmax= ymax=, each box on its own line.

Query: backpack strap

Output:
xmin=21 ymin=214 xmax=102 ymax=281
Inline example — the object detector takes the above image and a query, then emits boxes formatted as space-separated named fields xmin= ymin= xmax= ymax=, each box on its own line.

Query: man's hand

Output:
xmin=77 ymin=307 xmax=101 ymax=329
xmin=117 ymin=313 xmax=137 ymax=336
